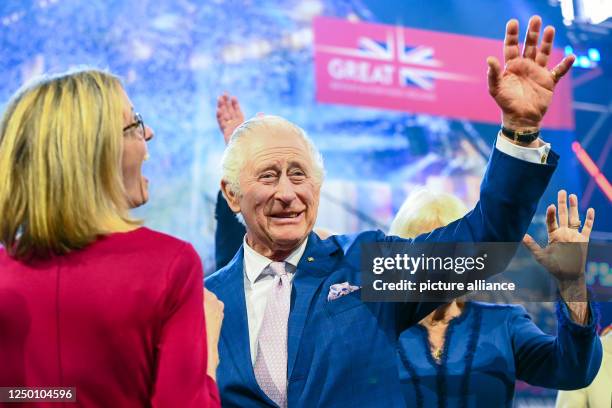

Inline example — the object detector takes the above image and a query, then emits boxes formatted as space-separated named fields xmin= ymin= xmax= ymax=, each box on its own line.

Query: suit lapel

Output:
xmin=218 ymin=249 xmax=280 ymax=406
xmin=287 ymin=233 xmax=339 ymax=378
xmin=217 ymin=250 xmax=262 ymax=394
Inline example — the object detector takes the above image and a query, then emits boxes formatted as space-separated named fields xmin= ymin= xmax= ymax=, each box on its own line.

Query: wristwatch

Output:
xmin=500 ymin=126 xmax=540 ymax=144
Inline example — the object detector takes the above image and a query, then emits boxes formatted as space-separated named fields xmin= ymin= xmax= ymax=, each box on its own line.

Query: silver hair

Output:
xmin=221 ymin=115 xmax=325 ymax=196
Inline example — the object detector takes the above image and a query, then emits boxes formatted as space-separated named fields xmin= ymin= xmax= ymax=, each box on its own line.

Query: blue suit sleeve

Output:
xmin=511 ymin=302 xmax=602 ymax=390
xmin=389 ymin=147 xmax=558 ymax=327
xmin=214 ymin=190 xmax=246 ymax=270
xmin=411 ymin=147 xmax=558 ymax=244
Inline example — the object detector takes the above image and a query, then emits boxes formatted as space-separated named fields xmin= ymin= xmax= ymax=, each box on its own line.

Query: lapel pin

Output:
xmin=307 ymin=257 xmax=314 ymax=262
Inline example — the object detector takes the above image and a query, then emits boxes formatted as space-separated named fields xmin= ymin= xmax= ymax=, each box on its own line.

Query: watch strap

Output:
xmin=500 ymin=126 xmax=540 ymax=143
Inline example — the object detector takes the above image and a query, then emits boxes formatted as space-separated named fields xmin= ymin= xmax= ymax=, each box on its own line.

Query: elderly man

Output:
xmin=206 ymin=16 xmax=582 ymax=407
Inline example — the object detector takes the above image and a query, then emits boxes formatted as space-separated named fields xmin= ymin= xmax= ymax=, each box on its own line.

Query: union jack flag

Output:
xmin=317 ymin=26 xmax=474 ymax=90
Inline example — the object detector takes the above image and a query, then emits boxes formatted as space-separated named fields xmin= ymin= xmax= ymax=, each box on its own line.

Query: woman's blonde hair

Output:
xmin=389 ymin=188 xmax=468 ymax=239
xmin=0 ymin=69 xmax=139 ymax=259
xmin=390 ymin=189 xmax=469 ymax=321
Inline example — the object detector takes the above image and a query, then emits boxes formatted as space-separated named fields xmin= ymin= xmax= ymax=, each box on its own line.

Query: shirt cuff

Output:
xmin=495 ymin=131 xmax=551 ymax=164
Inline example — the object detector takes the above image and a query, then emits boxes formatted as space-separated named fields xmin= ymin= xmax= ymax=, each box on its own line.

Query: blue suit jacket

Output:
xmin=206 ymin=148 xmax=558 ymax=407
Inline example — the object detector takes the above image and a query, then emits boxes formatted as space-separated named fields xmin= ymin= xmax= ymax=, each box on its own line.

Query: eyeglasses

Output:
xmin=122 ymin=112 xmax=146 ymax=138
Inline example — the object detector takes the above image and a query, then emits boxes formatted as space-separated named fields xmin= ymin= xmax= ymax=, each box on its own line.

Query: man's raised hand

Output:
xmin=487 ymin=16 xmax=576 ymax=133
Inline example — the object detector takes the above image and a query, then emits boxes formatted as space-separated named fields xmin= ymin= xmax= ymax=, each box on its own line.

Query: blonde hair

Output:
xmin=390 ymin=189 xmax=469 ymax=321
xmin=0 ymin=69 xmax=139 ymax=259
xmin=221 ymin=115 xmax=324 ymax=196
xmin=389 ymin=189 xmax=468 ymax=239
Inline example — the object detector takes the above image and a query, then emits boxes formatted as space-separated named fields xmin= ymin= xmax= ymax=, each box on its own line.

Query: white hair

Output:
xmin=389 ymin=189 xmax=468 ymax=239
xmin=221 ymin=115 xmax=325 ymax=196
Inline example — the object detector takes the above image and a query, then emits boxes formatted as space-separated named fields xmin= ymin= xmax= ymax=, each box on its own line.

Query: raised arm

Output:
xmin=392 ymin=16 xmax=573 ymax=327
xmin=214 ymin=94 xmax=246 ymax=269
xmin=215 ymin=190 xmax=246 ymax=269
xmin=512 ymin=191 xmax=600 ymax=389
xmin=411 ymin=16 xmax=573 ymax=245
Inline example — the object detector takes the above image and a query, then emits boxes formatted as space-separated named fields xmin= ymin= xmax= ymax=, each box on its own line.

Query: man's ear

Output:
xmin=221 ymin=180 xmax=241 ymax=213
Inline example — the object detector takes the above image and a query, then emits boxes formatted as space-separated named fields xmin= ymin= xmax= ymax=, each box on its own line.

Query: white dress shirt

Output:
xmin=243 ymin=236 xmax=308 ymax=365
xmin=241 ymin=137 xmax=549 ymax=365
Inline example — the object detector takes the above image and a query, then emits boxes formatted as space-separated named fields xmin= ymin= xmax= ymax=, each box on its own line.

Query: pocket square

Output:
xmin=327 ymin=282 xmax=361 ymax=301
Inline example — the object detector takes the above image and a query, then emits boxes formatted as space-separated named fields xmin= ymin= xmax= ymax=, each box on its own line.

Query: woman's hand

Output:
xmin=523 ymin=190 xmax=594 ymax=281
xmin=523 ymin=190 xmax=594 ymax=323
xmin=204 ymin=288 xmax=224 ymax=381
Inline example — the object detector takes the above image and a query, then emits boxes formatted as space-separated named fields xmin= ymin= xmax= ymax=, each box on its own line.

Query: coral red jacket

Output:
xmin=0 ymin=227 xmax=220 ymax=407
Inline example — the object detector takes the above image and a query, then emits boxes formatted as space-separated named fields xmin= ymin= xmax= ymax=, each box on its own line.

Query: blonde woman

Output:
xmin=0 ymin=69 xmax=222 ymax=407
xmin=391 ymin=189 xmax=601 ymax=407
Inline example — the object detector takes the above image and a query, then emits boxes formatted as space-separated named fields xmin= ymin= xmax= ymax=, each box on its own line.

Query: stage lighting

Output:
xmin=559 ymin=0 xmax=612 ymax=25
xmin=566 ymin=46 xmax=602 ymax=68
xmin=578 ymin=55 xmax=592 ymax=67
xmin=588 ymin=48 xmax=601 ymax=61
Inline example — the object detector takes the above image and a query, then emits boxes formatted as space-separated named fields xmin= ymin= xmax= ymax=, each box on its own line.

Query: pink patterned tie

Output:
xmin=254 ymin=261 xmax=291 ymax=408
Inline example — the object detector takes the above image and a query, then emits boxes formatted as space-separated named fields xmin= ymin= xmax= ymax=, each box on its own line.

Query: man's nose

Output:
xmin=275 ymin=174 xmax=297 ymax=203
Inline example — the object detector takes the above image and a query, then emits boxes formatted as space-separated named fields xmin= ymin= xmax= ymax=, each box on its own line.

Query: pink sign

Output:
xmin=313 ymin=16 xmax=574 ymax=130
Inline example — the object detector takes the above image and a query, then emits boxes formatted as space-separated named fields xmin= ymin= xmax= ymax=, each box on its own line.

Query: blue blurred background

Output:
xmin=1 ymin=1 xmax=610 ymax=405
